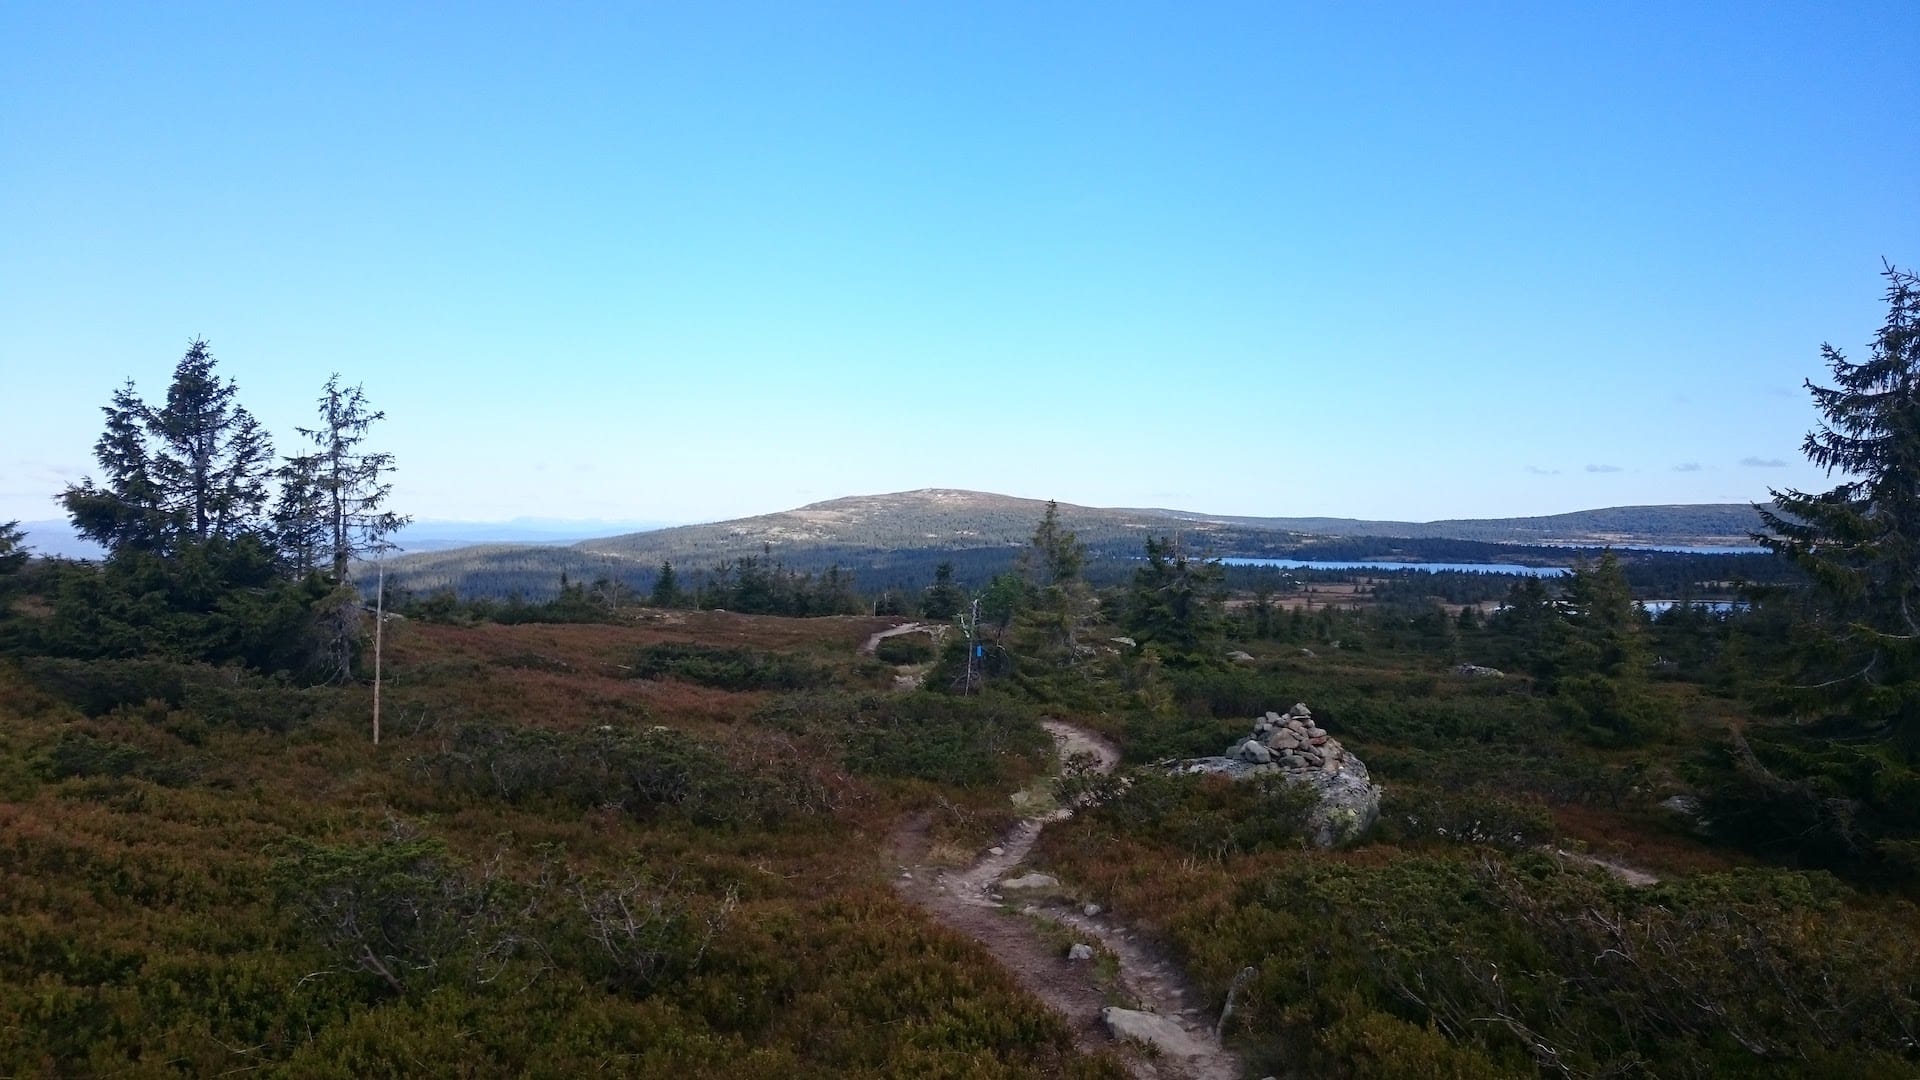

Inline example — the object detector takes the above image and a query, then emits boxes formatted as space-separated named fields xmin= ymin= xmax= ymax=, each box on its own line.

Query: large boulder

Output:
xmin=1166 ymin=705 xmax=1381 ymax=848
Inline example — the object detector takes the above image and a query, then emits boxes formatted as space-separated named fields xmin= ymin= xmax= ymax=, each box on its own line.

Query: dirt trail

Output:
xmin=859 ymin=621 xmax=931 ymax=655
xmin=861 ymin=622 xmax=948 ymax=692
xmin=1553 ymin=847 xmax=1661 ymax=887
xmin=892 ymin=721 xmax=1242 ymax=1080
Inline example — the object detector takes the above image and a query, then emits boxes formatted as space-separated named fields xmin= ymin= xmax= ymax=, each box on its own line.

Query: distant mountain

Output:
xmin=381 ymin=489 xmax=1772 ymax=600
xmin=1147 ymin=503 xmax=1772 ymax=545
xmin=5 ymin=516 xmax=676 ymax=560
xmin=392 ymin=518 xmax=676 ymax=553
xmin=11 ymin=520 xmax=102 ymax=560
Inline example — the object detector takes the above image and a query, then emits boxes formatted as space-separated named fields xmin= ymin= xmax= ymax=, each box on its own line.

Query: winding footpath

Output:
xmin=891 ymin=721 xmax=1243 ymax=1080
xmin=858 ymin=621 xmax=935 ymax=655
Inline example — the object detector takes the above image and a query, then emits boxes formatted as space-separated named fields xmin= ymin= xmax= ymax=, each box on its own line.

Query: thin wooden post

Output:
xmin=373 ymin=552 xmax=385 ymax=745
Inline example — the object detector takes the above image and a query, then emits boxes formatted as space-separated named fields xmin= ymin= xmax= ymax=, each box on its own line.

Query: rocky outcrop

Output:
xmin=1167 ymin=703 xmax=1381 ymax=848
xmin=1453 ymin=663 xmax=1505 ymax=678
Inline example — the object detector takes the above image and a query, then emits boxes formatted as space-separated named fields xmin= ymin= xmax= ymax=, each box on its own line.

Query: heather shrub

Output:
xmin=628 ymin=642 xmax=830 ymax=691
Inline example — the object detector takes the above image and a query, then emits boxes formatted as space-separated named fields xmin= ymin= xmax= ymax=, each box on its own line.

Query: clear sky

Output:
xmin=3 ymin=2 xmax=1916 ymax=526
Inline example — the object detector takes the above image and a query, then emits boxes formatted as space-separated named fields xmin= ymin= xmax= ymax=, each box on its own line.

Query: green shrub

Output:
xmin=20 ymin=656 xmax=189 ymax=716
xmin=411 ymin=721 xmax=838 ymax=828
xmin=271 ymin=831 xmax=531 ymax=997
xmin=35 ymin=729 xmax=200 ymax=787
xmin=1377 ymin=784 xmax=1555 ymax=850
xmin=628 ymin=643 xmax=829 ymax=691
xmin=1553 ymin=673 xmax=1672 ymax=747
xmin=1119 ymin=709 xmax=1246 ymax=762
xmin=759 ymin=690 xmax=1049 ymax=788
xmin=19 ymin=656 xmax=331 ymax=733
xmin=1184 ymin=854 xmax=1920 ymax=1077
xmin=873 ymin=634 xmax=935 ymax=665
xmin=1071 ymin=770 xmax=1316 ymax=859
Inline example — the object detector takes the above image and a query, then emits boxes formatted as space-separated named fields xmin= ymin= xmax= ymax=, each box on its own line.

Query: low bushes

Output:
xmin=35 ymin=730 xmax=200 ymax=787
xmin=273 ymin=825 xmax=737 ymax=1000
xmin=873 ymin=634 xmax=935 ymax=665
xmin=628 ymin=643 xmax=830 ymax=692
xmin=1376 ymin=784 xmax=1555 ymax=851
xmin=410 ymin=721 xmax=840 ymax=828
xmin=1041 ymin=818 xmax=1920 ymax=1078
xmin=759 ymin=690 xmax=1050 ymax=789
xmin=1065 ymin=770 xmax=1316 ymax=859
xmin=19 ymin=656 xmax=332 ymax=733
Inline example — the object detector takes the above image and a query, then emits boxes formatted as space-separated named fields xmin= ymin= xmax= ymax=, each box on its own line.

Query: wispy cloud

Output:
xmin=1741 ymin=456 xmax=1789 ymax=468
xmin=1585 ymin=463 xmax=1623 ymax=473
xmin=1525 ymin=466 xmax=1561 ymax=476
xmin=1672 ymin=462 xmax=1702 ymax=472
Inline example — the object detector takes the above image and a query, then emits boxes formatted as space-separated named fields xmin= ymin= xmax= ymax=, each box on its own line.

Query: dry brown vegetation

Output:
xmin=8 ymin=592 xmax=1920 ymax=1078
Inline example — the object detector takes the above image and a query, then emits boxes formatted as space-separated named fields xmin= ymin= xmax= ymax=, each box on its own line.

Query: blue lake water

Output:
xmin=1641 ymin=600 xmax=1749 ymax=615
xmin=1221 ymin=557 xmax=1569 ymax=577
xmin=1547 ymin=543 xmax=1770 ymax=555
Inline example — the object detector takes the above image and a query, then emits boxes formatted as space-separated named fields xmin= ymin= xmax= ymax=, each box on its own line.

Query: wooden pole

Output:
xmin=373 ymin=552 xmax=385 ymax=745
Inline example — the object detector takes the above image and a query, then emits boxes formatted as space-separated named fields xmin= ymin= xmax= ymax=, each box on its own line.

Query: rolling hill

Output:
xmin=380 ymin=489 xmax=1771 ymax=600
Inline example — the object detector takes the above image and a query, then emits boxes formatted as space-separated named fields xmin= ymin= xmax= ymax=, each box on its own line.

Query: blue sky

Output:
xmin=3 ymin=2 xmax=1915 ymax=526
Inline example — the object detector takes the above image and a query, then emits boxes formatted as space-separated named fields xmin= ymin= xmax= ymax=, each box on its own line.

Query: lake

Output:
xmin=1641 ymin=600 xmax=1749 ymax=615
xmin=1547 ymin=543 xmax=1770 ymax=555
xmin=1221 ymin=557 xmax=1570 ymax=577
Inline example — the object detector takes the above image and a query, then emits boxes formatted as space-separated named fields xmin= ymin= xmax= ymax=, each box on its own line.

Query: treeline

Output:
xmin=386 ymin=530 xmax=1785 ymax=611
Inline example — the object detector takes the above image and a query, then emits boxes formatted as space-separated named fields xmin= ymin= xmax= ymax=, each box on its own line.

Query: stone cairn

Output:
xmin=1168 ymin=703 xmax=1382 ymax=847
xmin=1237 ymin=703 xmax=1347 ymax=774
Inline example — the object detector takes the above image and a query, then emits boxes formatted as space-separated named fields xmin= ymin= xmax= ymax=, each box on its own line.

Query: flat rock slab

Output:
xmin=999 ymin=872 xmax=1060 ymax=890
xmin=1102 ymin=1006 xmax=1212 ymax=1060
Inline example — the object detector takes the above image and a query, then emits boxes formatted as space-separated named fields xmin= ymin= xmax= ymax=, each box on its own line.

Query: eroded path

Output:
xmin=892 ymin=721 xmax=1242 ymax=1080
xmin=858 ymin=621 xmax=933 ymax=655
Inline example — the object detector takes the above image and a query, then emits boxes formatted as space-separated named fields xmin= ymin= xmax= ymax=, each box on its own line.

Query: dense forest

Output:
xmin=2 ymin=269 xmax=1918 ymax=1077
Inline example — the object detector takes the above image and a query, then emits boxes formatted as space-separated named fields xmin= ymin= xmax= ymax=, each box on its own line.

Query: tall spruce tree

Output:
xmin=61 ymin=340 xmax=274 ymax=556
xmin=0 ymin=521 xmax=26 ymax=638
xmin=276 ymin=375 xmax=408 ymax=584
xmin=1014 ymin=500 xmax=1094 ymax=662
xmin=921 ymin=561 xmax=965 ymax=619
xmin=650 ymin=561 xmax=683 ymax=608
xmin=1757 ymin=262 xmax=1920 ymax=753
xmin=273 ymin=375 xmax=407 ymax=684
xmin=0 ymin=521 xmax=26 ymax=579
xmin=1561 ymin=551 xmax=1645 ymax=679
xmin=1123 ymin=535 xmax=1225 ymax=662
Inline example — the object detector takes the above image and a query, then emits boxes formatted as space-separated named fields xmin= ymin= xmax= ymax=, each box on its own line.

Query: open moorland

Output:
xmin=5 ymin=508 xmax=1918 ymax=1077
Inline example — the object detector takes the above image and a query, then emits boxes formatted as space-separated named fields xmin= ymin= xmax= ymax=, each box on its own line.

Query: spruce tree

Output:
xmin=921 ymin=561 xmax=964 ymax=619
xmin=1013 ymin=501 xmax=1094 ymax=662
xmin=650 ymin=561 xmax=683 ymax=608
xmin=1758 ymin=262 xmax=1920 ymax=753
xmin=62 ymin=340 xmax=274 ymax=556
xmin=277 ymin=375 xmax=407 ymax=584
xmin=0 ymin=521 xmax=26 ymax=579
xmin=1123 ymin=535 xmax=1225 ymax=661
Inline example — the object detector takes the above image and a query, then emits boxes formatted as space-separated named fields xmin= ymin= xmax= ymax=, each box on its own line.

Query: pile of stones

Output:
xmin=1166 ymin=703 xmax=1382 ymax=848
xmin=1234 ymin=703 xmax=1348 ymax=774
